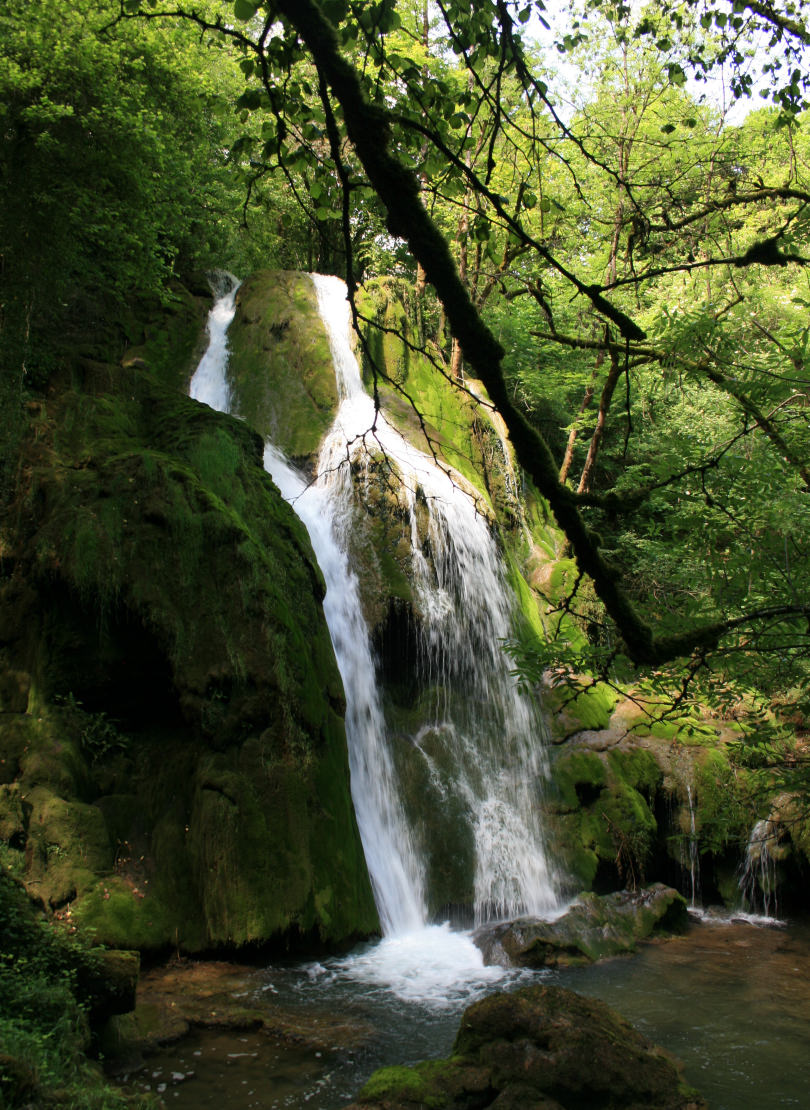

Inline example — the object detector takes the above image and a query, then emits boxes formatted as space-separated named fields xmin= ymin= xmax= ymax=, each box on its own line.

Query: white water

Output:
xmin=189 ymin=272 xmax=240 ymax=410
xmin=310 ymin=274 xmax=557 ymax=923
xmin=262 ymin=443 xmax=426 ymax=936
xmin=304 ymin=921 xmax=521 ymax=1007
xmin=190 ymin=273 xmax=558 ymax=985
xmin=739 ymin=817 xmax=780 ymax=919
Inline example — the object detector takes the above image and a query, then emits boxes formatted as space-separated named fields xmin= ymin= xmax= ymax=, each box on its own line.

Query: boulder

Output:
xmin=347 ymin=983 xmax=705 ymax=1109
xmin=474 ymin=884 xmax=688 ymax=967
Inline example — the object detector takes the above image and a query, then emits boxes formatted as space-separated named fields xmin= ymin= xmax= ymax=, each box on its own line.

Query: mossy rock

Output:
xmin=547 ymin=745 xmax=661 ymax=889
xmin=357 ymin=278 xmax=517 ymax=521
xmin=226 ymin=270 xmax=337 ymax=461
xmin=474 ymin=884 xmax=689 ymax=967
xmin=348 ymin=982 xmax=705 ymax=1109
xmin=545 ymin=680 xmax=621 ymax=743
xmin=23 ymin=784 xmax=113 ymax=909
xmin=118 ymin=278 xmax=211 ymax=395
xmin=0 ymin=337 xmax=377 ymax=952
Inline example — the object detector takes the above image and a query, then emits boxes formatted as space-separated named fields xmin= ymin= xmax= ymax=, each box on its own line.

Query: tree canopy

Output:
xmin=3 ymin=0 xmax=809 ymax=708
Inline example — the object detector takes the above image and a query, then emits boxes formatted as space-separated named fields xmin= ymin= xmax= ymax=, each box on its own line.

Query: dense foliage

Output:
xmin=2 ymin=0 xmax=808 ymax=703
xmin=0 ymin=874 xmax=148 ymax=1108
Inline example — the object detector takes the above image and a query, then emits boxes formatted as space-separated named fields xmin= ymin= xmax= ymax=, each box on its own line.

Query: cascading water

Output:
xmin=189 ymin=272 xmax=424 ymax=937
xmin=190 ymin=272 xmax=558 ymax=957
xmin=262 ymin=443 xmax=426 ymax=936
xmin=310 ymin=273 xmax=557 ymax=923
xmin=189 ymin=272 xmax=240 ymax=411
xmin=739 ymin=818 xmax=779 ymax=919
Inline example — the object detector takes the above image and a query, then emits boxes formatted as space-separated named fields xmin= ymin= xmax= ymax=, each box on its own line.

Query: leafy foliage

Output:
xmin=0 ymin=874 xmax=150 ymax=1109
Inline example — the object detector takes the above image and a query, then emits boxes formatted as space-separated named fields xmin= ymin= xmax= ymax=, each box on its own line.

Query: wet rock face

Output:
xmin=474 ymin=884 xmax=689 ymax=968
xmin=347 ymin=983 xmax=706 ymax=1110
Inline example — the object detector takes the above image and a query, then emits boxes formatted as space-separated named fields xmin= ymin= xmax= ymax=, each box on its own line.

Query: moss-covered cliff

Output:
xmin=226 ymin=270 xmax=338 ymax=462
xmin=0 ymin=286 xmax=377 ymax=954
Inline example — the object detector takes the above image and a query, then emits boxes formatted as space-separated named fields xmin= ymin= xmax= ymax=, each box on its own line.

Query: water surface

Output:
xmin=127 ymin=914 xmax=810 ymax=1109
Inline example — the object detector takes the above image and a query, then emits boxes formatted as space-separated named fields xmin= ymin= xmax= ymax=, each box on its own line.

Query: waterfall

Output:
xmin=190 ymin=272 xmax=558 ymax=939
xmin=262 ymin=444 xmax=426 ymax=935
xmin=739 ymin=818 xmax=779 ymax=918
xmin=684 ymin=783 xmax=700 ymax=907
xmin=310 ymin=274 xmax=557 ymax=923
xmin=190 ymin=273 xmax=424 ymax=936
xmin=189 ymin=272 xmax=240 ymax=411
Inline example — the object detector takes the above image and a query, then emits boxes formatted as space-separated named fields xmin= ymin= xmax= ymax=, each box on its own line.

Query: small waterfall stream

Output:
xmin=189 ymin=271 xmax=240 ymax=412
xmin=739 ymin=818 xmax=779 ymax=919
xmin=190 ymin=272 xmax=558 ymax=965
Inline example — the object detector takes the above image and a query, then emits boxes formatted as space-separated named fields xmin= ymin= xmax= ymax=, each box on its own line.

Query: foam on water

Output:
xmin=305 ymin=924 xmax=522 ymax=1008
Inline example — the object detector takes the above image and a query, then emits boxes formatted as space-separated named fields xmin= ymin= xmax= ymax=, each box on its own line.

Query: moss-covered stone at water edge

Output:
xmin=347 ymin=982 xmax=705 ymax=1109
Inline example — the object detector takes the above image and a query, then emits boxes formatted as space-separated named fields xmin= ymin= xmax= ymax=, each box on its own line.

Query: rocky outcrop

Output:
xmin=542 ymin=681 xmax=775 ymax=907
xmin=474 ymin=884 xmax=688 ymax=968
xmin=226 ymin=270 xmax=338 ymax=462
xmin=347 ymin=983 xmax=706 ymax=1109
xmin=0 ymin=300 xmax=377 ymax=953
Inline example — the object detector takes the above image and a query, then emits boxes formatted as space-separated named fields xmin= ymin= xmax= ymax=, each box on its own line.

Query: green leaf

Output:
xmin=234 ymin=0 xmax=259 ymax=21
xmin=660 ymin=122 xmax=676 ymax=134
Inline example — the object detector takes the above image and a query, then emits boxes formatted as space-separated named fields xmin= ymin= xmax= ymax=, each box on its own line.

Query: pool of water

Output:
xmin=126 ymin=913 xmax=810 ymax=1109
xmin=550 ymin=912 xmax=810 ymax=1109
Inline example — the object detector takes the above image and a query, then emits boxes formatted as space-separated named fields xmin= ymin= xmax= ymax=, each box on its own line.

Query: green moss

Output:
xmin=72 ymin=879 xmax=178 ymax=952
xmin=549 ymin=746 xmax=660 ymax=888
xmin=505 ymin=551 xmax=546 ymax=641
xmin=608 ymin=748 xmax=661 ymax=795
xmin=2 ymin=329 xmax=377 ymax=952
xmin=226 ymin=270 xmax=337 ymax=460
xmin=24 ymin=786 xmax=112 ymax=908
xmin=550 ymin=749 xmax=607 ymax=811
xmin=358 ymin=278 xmax=507 ymax=511
xmin=548 ymin=681 xmax=620 ymax=736
xmin=693 ymin=748 xmax=752 ymax=855
xmin=119 ymin=279 xmax=210 ymax=394
xmin=357 ymin=1059 xmax=470 ymax=1108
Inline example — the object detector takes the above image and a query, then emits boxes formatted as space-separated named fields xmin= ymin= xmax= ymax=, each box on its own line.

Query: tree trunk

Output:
xmin=577 ymin=344 xmax=622 ymax=494
xmin=558 ymin=363 xmax=599 ymax=484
